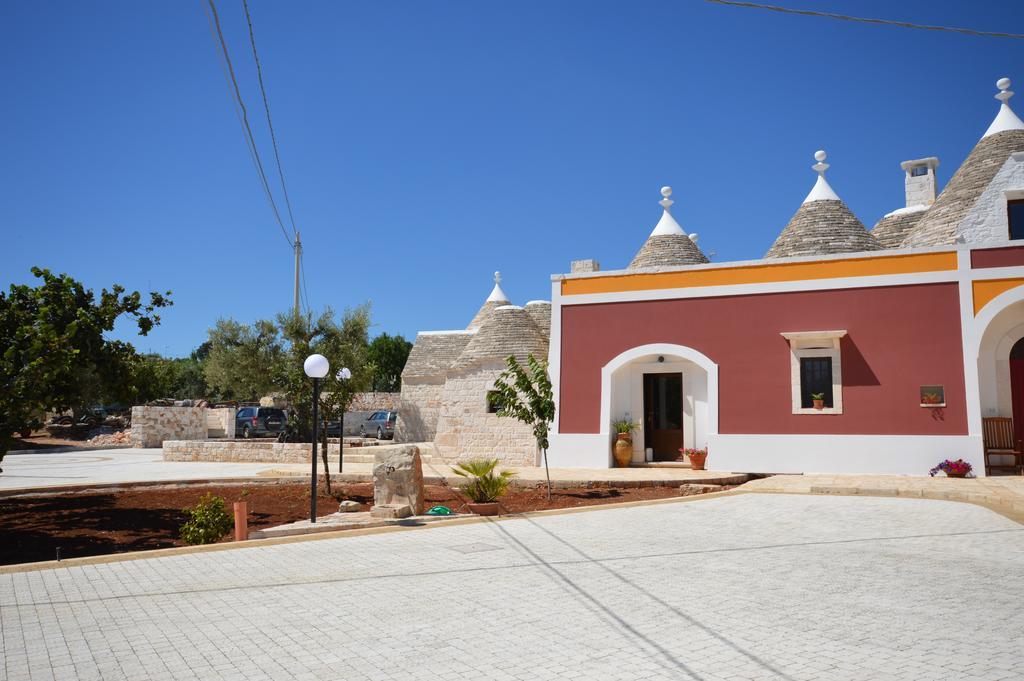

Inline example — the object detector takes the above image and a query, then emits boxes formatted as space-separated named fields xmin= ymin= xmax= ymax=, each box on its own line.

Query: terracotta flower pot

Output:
xmin=945 ymin=471 xmax=968 ymax=478
xmin=688 ymin=451 xmax=708 ymax=470
xmin=613 ymin=433 xmax=633 ymax=467
xmin=467 ymin=502 xmax=501 ymax=516
xmin=812 ymin=399 xmax=824 ymax=410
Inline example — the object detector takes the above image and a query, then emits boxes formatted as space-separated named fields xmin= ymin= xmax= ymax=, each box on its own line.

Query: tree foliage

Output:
xmin=0 ymin=268 xmax=172 ymax=458
xmin=366 ymin=333 xmax=412 ymax=392
xmin=203 ymin=318 xmax=282 ymax=401
xmin=491 ymin=354 xmax=556 ymax=498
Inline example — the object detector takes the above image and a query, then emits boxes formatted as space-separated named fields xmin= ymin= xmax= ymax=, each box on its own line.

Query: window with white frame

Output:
xmin=780 ymin=330 xmax=846 ymax=415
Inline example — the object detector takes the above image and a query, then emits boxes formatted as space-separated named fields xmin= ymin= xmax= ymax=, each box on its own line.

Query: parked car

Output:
xmin=359 ymin=411 xmax=397 ymax=440
xmin=235 ymin=407 xmax=287 ymax=439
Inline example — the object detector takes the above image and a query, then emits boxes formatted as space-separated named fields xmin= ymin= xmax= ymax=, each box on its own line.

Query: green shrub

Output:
xmin=180 ymin=493 xmax=233 ymax=545
xmin=452 ymin=458 xmax=516 ymax=503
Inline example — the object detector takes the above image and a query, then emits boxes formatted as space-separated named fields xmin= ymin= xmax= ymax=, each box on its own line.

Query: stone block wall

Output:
xmin=164 ymin=440 xmax=338 ymax=463
xmin=433 ymin=364 xmax=538 ymax=466
xmin=960 ymin=154 xmax=1024 ymax=245
xmin=205 ymin=407 xmax=236 ymax=439
xmin=131 ymin=406 xmax=207 ymax=448
xmin=349 ymin=392 xmax=401 ymax=411
xmin=394 ymin=379 xmax=444 ymax=443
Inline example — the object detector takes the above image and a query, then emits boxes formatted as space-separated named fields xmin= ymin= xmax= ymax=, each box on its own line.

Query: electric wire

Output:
xmin=242 ymin=0 xmax=300 ymax=239
xmin=203 ymin=0 xmax=294 ymax=248
xmin=703 ymin=0 xmax=1024 ymax=40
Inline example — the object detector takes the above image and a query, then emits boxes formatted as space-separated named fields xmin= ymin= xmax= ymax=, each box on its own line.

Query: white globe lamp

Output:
xmin=304 ymin=354 xmax=329 ymax=379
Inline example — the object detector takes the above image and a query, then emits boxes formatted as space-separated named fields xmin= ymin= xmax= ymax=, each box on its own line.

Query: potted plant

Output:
xmin=611 ymin=417 xmax=637 ymax=468
xmin=452 ymin=458 xmax=517 ymax=515
xmin=811 ymin=393 xmax=825 ymax=410
xmin=928 ymin=459 xmax=973 ymax=478
xmin=681 ymin=447 xmax=708 ymax=470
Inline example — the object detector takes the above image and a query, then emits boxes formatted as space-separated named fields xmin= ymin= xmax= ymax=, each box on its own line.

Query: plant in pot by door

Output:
xmin=452 ymin=458 xmax=517 ymax=516
xmin=681 ymin=447 xmax=708 ymax=471
xmin=811 ymin=392 xmax=825 ymax=410
xmin=611 ymin=417 xmax=637 ymax=468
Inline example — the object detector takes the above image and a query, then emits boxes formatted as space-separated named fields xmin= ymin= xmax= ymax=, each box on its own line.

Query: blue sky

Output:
xmin=3 ymin=1 xmax=1023 ymax=356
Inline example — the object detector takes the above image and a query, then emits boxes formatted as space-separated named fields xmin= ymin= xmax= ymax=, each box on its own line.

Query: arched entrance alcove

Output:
xmin=600 ymin=343 xmax=718 ymax=465
xmin=973 ymin=291 xmax=1024 ymax=432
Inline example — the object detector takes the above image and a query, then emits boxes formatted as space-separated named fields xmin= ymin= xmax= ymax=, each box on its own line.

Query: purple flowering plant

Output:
xmin=928 ymin=459 xmax=972 ymax=477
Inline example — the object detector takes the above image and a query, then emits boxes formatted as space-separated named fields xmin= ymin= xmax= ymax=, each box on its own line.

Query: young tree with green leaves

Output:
xmin=0 ymin=267 xmax=172 ymax=468
xmin=491 ymin=354 xmax=556 ymax=499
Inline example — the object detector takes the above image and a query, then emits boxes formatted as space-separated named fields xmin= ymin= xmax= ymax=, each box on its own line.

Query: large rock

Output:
xmin=372 ymin=445 xmax=424 ymax=515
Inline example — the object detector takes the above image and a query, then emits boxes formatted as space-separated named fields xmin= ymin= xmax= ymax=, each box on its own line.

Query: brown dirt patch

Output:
xmin=0 ymin=481 xmax=690 ymax=566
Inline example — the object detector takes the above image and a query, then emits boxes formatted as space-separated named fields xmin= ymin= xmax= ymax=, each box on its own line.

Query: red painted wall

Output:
xmin=559 ymin=283 xmax=967 ymax=435
xmin=971 ymin=246 xmax=1024 ymax=269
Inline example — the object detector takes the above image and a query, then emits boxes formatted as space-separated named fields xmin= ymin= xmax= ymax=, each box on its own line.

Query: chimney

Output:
xmin=571 ymin=259 xmax=600 ymax=273
xmin=899 ymin=157 xmax=940 ymax=208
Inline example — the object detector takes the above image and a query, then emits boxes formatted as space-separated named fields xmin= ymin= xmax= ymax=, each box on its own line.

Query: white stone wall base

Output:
xmin=548 ymin=432 xmax=987 ymax=476
xmin=709 ymin=433 xmax=985 ymax=476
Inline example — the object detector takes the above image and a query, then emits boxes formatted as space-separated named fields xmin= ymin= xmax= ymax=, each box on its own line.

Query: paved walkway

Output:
xmin=0 ymin=448 xmax=745 ymax=494
xmin=742 ymin=473 xmax=1024 ymax=522
xmin=3 ymin=493 xmax=1022 ymax=680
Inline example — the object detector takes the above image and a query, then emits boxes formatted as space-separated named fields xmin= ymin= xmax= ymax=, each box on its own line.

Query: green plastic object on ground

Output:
xmin=426 ymin=505 xmax=453 ymax=515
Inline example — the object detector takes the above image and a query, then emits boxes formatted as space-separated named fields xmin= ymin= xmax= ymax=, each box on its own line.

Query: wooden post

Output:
xmin=233 ymin=501 xmax=248 ymax=541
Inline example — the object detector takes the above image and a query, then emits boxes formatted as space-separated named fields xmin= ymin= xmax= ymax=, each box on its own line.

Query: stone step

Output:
xmin=342 ymin=453 xmax=434 ymax=464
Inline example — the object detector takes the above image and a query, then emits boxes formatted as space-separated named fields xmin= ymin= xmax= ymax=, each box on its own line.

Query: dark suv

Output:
xmin=235 ymin=407 xmax=286 ymax=439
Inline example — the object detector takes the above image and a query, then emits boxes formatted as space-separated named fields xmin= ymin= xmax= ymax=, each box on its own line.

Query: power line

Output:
xmin=242 ymin=0 xmax=300 ymax=238
xmin=203 ymin=0 xmax=294 ymax=248
xmin=704 ymin=0 xmax=1024 ymax=40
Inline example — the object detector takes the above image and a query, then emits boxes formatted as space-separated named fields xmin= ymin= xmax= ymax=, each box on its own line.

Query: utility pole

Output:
xmin=293 ymin=231 xmax=302 ymax=317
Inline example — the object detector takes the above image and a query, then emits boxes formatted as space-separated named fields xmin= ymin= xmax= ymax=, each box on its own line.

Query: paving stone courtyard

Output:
xmin=2 ymin=493 xmax=1023 ymax=680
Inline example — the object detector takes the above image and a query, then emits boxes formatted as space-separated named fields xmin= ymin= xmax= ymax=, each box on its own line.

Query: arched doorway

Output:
xmin=1010 ymin=337 xmax=1024 ymax=445
xmin=600 ymin=343 xmax=718 ymax=465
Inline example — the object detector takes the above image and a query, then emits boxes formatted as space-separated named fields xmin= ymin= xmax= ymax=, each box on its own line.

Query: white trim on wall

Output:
xmin=709 ymin=433 xmax=984 ymax=476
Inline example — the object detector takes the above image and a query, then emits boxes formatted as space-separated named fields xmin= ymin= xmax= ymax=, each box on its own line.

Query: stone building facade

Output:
xmin=396 ymin=273 xmax=551 ymax=465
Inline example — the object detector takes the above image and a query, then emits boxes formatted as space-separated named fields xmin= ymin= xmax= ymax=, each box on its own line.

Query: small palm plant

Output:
xmin=452 ymin=458 xmax=517 ymax=503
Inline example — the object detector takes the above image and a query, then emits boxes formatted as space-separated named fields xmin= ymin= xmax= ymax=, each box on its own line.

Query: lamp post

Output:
xmin=336 ymin=367 xmax=351 ymax=473
xmin=303 ymin=353 xmax=329 ymax=524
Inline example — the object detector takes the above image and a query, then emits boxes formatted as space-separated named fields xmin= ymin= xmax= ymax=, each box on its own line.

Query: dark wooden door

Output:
xmin=1011 ymin=345 xmax=1024 ymax=447
xmin=643 ymin=373 xmax=683 ymax=461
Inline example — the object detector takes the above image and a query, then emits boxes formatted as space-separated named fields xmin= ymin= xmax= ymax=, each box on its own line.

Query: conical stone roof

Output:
xmin=765 ymin=151 xmax=880 ymax=259
xmin=871 ymin=207 xmax=926 ymax=250
xmin=524 ymin=300 xmax=552 ymax=341
xmin=901 ymin=129 xmax=1024 ymax=247
xmin=468 ymin=271 xmax=510 ymax=330
xmin=452 ymin=305 xmax=548 ymax=373
xmin=402 ymin=331 xmax=474 ymax=379
xmin=628 ymin=187 xmax=709 ymax=270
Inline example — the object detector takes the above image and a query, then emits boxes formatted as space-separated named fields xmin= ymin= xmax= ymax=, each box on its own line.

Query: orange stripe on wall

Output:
xmin=561 ymin=251 xmax=958 ymax=296
xmin=973 ymin=278 xmax=1024 ymax=315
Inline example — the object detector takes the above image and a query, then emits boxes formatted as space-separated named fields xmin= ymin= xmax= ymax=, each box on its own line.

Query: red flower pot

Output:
xmin=467 ymin=502 xmax=501 ymax=516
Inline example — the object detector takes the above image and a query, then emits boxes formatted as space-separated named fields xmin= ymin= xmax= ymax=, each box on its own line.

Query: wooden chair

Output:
xmin=981 ymin=417 xmax=1024 ymax=475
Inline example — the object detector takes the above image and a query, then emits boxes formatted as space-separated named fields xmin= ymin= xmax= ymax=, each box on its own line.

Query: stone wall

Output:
xmin=164 ymin=439 xmax=334 ymax=463
xmin=349 ymin=392 xmax=401 ymax=411
xmin=205 ymin=407 xmax=236 ymax=439
xmin=131 ymin=406 xmax=207 ymax=448
xmin=163 ymin=439 xmax=435 ymax=463
xmin=959 ymin=153 xmax=1024 ymax=245
xmin=394 ymin=379 xmax=445 ymax=443
xmin=433 ymin=363 xmax=538 ymax=466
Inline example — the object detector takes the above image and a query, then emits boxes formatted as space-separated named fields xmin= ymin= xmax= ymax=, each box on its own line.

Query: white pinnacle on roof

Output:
xmin=648 ymin=186 xmax=687 ymax=236
xmin=802 ymin=150 xmax=842 ymax=204
xmin=982 ymin=77 xmax=1024 ymax=139
xmin=486 ymin=271 xmax=509 ymax=302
